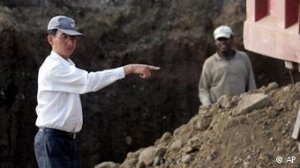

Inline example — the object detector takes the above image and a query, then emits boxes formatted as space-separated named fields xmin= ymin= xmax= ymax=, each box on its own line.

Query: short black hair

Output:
xmin=47 ymin=29 xmax=58 ymax=36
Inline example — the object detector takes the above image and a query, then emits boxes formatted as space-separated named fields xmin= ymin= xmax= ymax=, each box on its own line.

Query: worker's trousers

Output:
xmin=34 ymin=128 xmax=80 ymax=168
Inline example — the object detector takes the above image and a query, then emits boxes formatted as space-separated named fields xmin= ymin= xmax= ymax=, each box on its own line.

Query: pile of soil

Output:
xmin=96 ymin=82 xmax=300 ymax=168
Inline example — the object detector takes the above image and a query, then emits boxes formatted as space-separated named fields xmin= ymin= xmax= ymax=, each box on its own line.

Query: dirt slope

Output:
xmin=97 ymin=82 xmax=300 ymax=168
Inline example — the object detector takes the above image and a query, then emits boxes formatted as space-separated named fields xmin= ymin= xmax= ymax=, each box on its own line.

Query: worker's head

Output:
xmin=213 ymin=25 xmax=233 ymax=40
xmin=213 ymin=25 xmax=234 ymax=54
xmin=47 ymin=16 xmax=83 ymax=59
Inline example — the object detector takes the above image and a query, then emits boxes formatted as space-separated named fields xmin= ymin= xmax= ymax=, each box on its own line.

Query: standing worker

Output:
xmin=34 ymin=15 xmax=160 ymax=168
xmin=198 ymin=25 xmax=256 ymax=107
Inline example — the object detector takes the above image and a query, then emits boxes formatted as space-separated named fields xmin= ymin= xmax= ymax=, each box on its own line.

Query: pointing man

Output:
xmin=34 ymin=15 xmax=160 ymax=168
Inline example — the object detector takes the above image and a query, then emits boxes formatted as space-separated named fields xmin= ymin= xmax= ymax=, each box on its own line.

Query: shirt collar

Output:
xmin=214 ymin=50 xmax=236 ymax=61
xmin=50 ymin=51 xmax=75 ymax=66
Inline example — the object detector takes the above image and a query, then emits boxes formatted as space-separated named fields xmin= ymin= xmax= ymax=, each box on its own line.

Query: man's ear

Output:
xmin=47 ymin=35 xmax=53 ymax=45
xmin=214 ymin=39 xmax=219 ymax=46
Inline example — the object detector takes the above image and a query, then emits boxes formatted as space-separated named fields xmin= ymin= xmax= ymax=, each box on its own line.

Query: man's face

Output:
xmin=48 ymin=31 xmax=78 ymax=59
xmin=215 ymin=37 xmax=233 ymax=53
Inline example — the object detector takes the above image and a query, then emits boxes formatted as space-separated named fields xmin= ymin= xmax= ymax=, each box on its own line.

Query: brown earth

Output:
xmin=97 ymin=82 xmax=300 ymax=168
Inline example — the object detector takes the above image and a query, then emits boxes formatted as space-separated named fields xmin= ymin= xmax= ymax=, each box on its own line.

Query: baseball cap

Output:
xmin=213 ymin=25 xmax=233 ymax=40
xmin=47 ymin=15 xmax=83 ymax=36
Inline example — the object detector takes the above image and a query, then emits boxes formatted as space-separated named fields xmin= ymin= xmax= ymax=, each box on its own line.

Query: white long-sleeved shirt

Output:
xmin=35 ymin=51 xmax=125 ymax=132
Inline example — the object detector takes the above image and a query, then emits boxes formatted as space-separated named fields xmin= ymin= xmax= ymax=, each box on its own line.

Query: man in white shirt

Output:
xmin=34 ymin=15 xmax=160 ymax=168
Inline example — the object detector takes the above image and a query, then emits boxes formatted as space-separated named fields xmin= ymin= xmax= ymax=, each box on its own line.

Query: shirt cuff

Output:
xmin=117 ymin=67 xmax=126 ymax=79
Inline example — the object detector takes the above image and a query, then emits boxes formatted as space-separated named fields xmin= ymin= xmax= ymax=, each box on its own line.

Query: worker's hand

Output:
xmin=124 ymin=64 xmax=160 ymax=79
xmin=199 ymin=104 xmax=211 ymax=110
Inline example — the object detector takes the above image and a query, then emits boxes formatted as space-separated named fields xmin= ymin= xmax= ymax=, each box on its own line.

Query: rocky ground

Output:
xmin=96 ymin=82 xmax=300 ymax=168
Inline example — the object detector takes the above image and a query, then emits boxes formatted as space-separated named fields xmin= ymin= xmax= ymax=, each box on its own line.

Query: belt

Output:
xmin=39 ymin=128 xmax=77 ymax=139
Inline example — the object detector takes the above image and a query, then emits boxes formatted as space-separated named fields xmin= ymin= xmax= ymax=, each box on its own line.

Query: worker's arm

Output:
xmin=244 ymin=54 xmax=256 ymax=91
xmin=198 ymin=61 xmax=212 ymax=107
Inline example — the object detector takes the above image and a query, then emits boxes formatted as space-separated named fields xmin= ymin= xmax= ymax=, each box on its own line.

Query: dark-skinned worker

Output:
xmin=198 ymin=25 xmax=256 ymax=107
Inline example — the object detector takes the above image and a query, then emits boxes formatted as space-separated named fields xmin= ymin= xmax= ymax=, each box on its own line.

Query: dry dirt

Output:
xmin=97 ymin=82 xmax=300 ymax=168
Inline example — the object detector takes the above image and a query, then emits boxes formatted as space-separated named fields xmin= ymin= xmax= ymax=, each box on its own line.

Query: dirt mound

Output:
xmin=96 ymin=82 xmax=300 ymax=168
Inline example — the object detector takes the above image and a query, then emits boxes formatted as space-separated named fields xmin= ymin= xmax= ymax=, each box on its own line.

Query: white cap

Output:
xmin=47 ymin=15 xmax=83 ymax=36
xmin=213 ymin=25 xmax=233 ymax=40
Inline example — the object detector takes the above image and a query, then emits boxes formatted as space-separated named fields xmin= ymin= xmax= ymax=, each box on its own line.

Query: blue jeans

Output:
xmin=34 ymin=128 xmax=80 ymax=168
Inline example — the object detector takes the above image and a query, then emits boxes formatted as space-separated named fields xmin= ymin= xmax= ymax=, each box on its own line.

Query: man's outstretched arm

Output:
xmin=123 ymin=64 xmax=160 ymax=79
